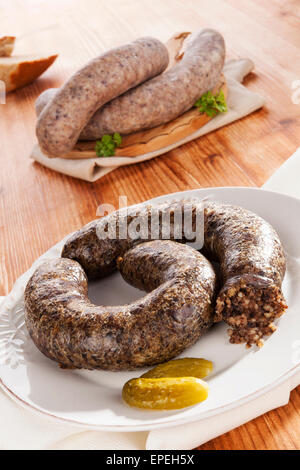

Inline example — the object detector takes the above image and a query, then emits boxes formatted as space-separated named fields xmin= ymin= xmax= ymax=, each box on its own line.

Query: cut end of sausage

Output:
xmin=215 ymin=274 xmax=287 ymax=348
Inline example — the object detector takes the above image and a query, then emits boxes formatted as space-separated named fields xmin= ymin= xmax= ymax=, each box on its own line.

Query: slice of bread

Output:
xmin=0 ymin=36 xmax=15 ymax=57
xmin=0 ymin=54 xmax=58 ymax=92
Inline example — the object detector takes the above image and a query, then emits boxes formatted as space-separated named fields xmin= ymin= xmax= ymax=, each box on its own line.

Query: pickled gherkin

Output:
xmin=122 ymin=377 xmax=209 ymax=410
xmin=141 ymin=358 xmax=213 ymax=379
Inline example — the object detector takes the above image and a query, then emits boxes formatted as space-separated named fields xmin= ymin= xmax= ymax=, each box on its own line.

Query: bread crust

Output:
xmin=0 ymin=54 xmax=57 ymax=92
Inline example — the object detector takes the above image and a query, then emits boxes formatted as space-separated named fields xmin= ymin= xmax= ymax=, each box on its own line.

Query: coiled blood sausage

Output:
xmin=25 ymin=241 xmax=216 ymax=370
xmin=25 ymin=200 xmax=287 ymax=370
xmin=61 ymin=200 xmax=287 ymax=345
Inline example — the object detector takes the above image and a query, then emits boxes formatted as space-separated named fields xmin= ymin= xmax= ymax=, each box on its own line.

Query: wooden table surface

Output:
xmin=1 ymin=0 xmax=299 ymax=450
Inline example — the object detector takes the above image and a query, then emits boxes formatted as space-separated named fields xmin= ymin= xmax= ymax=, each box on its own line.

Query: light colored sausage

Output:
xmin=36 ymin=88 xmax=56 ymax=116
xmin=36 ymin=29 xmax=225 ymax=141
xmin=36 ymin=37 xmax=169 ymax=156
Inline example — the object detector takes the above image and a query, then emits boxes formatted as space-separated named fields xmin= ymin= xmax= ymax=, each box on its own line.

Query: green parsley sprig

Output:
xmin=95 ymin=132 xmax=122 ymax=157
xmin=194 ymin=90 xmax=227 ymax=117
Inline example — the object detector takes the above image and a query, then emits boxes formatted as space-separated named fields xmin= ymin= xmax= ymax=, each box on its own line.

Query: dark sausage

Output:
xmin=25 ymin=241 xmax=216 ymax=370
xmin=61 ymin=200 xmax=287 ymax=347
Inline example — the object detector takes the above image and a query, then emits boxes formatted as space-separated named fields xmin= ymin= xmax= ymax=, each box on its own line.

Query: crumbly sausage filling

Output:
xmin=216 ymin=278 xmax=287 ymax=347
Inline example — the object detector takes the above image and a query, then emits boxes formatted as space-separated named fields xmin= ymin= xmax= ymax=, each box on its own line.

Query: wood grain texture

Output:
xmin=0 ymin=0 xmax=299 ymax=450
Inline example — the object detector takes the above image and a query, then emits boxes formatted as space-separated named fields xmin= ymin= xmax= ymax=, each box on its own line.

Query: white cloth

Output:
xmin=1 ymin=151 xmax=300 ymax=449
xmin=263 ymin=147 xmax=300 ymax=199
xmin=31 ymin=58 xmax=265 ymax=182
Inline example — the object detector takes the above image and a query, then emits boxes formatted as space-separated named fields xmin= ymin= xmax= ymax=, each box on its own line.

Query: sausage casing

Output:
xmin=25 ymin=241 xmax=216 ymax=370
xmin=36 ymin=29 xmax=225 ymax=140
xmin=61 ymin=200 xmax=287 ymax=347
xmin=36 ymin=37 xmax=169 ymax=156
xmin=81 ymin=29 xmax=225 ymax=139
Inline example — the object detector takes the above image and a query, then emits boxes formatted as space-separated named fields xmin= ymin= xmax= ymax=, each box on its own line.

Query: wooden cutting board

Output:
xmin=54 ymin=32 xmax=227 ymax=160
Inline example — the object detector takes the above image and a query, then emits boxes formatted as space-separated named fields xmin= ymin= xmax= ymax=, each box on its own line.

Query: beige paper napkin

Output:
xmin=31 ymin=58 xmax=265 ymax=181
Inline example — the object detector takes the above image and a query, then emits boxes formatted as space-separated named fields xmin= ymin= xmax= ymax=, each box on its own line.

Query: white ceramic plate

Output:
xmin=1 ymin=187 xmax=300 ymax=431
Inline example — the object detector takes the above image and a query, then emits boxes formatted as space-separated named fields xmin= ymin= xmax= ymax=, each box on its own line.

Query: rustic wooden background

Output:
xmin=0 ymin=0 xmax=299 ymax=450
